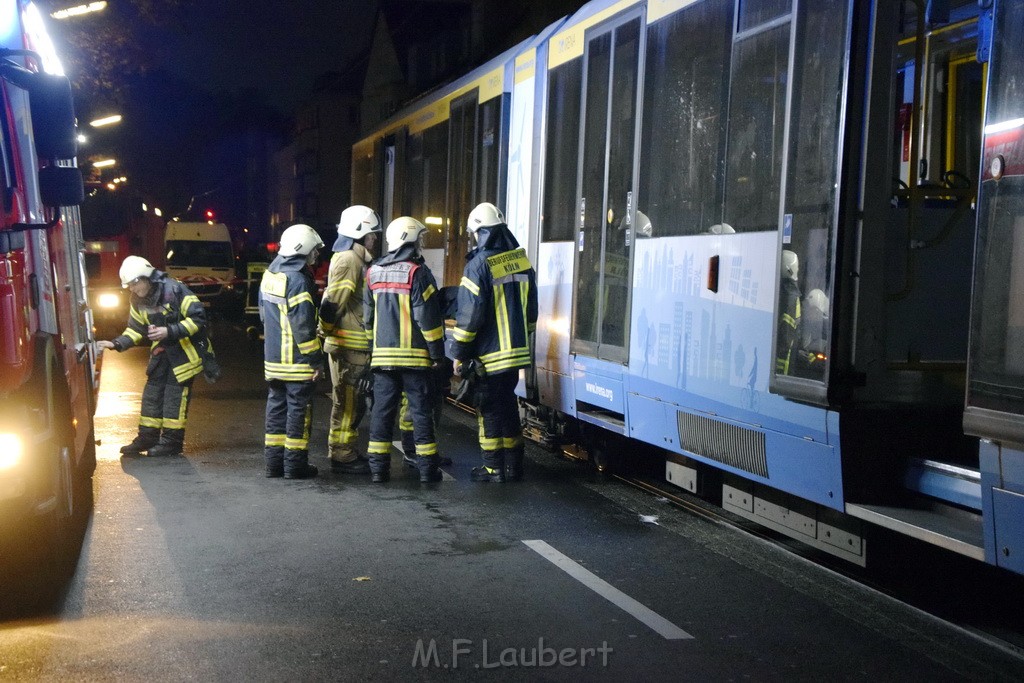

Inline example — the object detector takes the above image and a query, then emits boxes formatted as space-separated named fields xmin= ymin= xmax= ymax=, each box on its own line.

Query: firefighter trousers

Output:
xmin=139 ymin=351 xmax=193 ymax=445
xmin=474 ymin=371 xmax=522 ymax=469
xmin=327 ymin=349 xmax=369 ymax=462
xmin=265 ymin=379 xmax=315 ymax=475
xmin=368 ymin=369 xmax=437 ymax=475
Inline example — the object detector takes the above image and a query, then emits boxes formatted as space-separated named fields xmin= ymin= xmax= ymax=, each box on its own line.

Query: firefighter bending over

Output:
xmin=98 ymin=255 xmax=210 ymax=458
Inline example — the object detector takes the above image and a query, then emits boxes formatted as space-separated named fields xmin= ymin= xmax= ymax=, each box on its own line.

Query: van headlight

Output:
xmin=97 ymin=292 xmax=121 ymax=309
xmin=0 ymin=433 xmax=23 ymax=470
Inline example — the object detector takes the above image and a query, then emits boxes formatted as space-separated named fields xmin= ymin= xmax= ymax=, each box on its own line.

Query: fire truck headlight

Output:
xmin=0 ymin=433 xmax=24 ymax=470
xmin=97 ymin=292 xmax=121 ymax=309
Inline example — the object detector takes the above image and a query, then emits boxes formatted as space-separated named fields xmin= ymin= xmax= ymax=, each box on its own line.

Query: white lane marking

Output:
xmin=392 ymin=440 xmax=455 ymax=480
xmin=523 ymin=539 xmax=693 ymax=640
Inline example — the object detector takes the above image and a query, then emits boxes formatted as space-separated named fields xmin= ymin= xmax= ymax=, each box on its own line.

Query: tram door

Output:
xmin=964 ymin=1 xmax=1024 ymax=448
xmin=571 ymin=13 xmax=643 ymax=364
xmin=446 ymin=93 xmax=478 ymax=287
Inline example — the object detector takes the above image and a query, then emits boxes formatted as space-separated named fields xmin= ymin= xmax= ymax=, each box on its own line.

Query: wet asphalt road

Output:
xmin=2 ymin=321 xmax=1023 ymax=681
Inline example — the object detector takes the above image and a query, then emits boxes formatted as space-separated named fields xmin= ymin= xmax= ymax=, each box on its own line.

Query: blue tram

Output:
xmin=352 ymin=0 xmax=1024 ymax=576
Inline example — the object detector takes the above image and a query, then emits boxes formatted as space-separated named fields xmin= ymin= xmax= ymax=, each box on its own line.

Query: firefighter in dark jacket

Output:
xmin=776 ymin=250 xmax=802 ymax=376
xmin=364 ymin=216 xmax=446 ymax=483
xmin=452 ymin=203 xmax=538 ymax=482
xmin=98 ymin=255 xmax=208 ymax=457
xmin=260 ymin=223 xmax=325 ymax=479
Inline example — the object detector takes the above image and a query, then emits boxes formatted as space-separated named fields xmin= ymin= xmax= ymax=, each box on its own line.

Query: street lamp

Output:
xmin=93 ymin=158 xmax=115 ymax=168
xmin=89 ymin=114 xmax=122 ymax=127
xmin=51 ymin=2 xmax=108 ymax=20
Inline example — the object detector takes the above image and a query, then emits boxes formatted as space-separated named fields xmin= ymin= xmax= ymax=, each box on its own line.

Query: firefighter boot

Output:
xmin=401 ymin=430 xmax=417 ymax=469
xmin=283 ymin=450 xmax=318 ymax=479
xmin=147 ymin=429 xmax=184 ymax=457
xmin=417 ymin=456 xmax=443 ymax=483
xmin=470 ymin=451 xmax=505 ymax=483
xmin=120 ymin=427 xmax=160 ymax=457
xmin=505 ymin=445 xmax=524 ymax=482
xmin=264 ymin=450 xmax=284 ymax=478
xmin=329 ymin=444 xmax=370 ymax=474
xmin=369 ymin=454 xmax=390 ymax=483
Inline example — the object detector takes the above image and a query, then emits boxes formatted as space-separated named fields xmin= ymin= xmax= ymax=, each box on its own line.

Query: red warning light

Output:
xmin=205 ymin=209 xmax=215 ymax=220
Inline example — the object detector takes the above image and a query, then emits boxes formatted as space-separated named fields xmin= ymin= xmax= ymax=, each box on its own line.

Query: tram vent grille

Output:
xmin=676 ymin=411 xmax=768 ymax=478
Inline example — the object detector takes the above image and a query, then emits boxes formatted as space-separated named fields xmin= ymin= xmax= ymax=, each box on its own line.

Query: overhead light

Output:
xmin=142 ymin=203 xmax=148 ymax=212
xmin=51 ymin=2 xmax=108 ymax=20
xmin=90 ymin=114 xmax=122 ymax=127
xmin=154 ymin=208 xmax=162 ymax=217
xmin=93 ymin=158 xmax=116 ymax=168
xmin=77 ymin=133 xmax=87 ymax=143
xmin=424 ymin=216 xmax=443 ymax=226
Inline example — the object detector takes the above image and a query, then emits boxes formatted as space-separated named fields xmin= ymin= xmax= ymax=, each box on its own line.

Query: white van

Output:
xmin=164 ymin=221 xmax=237 ymax=308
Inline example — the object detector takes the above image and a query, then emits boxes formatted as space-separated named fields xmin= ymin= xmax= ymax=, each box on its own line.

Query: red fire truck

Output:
xmin=0 ymin=2 xmax=92 ymax=557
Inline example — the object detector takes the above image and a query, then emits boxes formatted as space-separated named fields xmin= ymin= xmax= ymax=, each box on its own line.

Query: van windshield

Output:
xmin=166 ymin=240 xmax=233 ymax=268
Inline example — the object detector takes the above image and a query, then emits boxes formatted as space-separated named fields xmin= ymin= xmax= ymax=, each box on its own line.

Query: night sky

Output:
xmin=153 ymin=0 xmax=378 ymax=113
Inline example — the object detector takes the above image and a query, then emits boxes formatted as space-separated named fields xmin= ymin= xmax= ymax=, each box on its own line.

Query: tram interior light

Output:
xmin=97 ymin=292 xmax=120 ymax=309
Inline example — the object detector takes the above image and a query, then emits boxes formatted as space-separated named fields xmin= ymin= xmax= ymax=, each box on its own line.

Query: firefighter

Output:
xmin=451 ymin=203 xmax=537 ymax=482
xmin=97 ymin=255 xmax=208 ymax=457
xmin=319 ymin=205 xmax=381 ymax=474
xmin=261 ymin=223 xmax=325 ymax=479
xmin=775 ymin=250 xmax=802 ymax=376
xmin=364 ymin=216 xmax=446 ymax=483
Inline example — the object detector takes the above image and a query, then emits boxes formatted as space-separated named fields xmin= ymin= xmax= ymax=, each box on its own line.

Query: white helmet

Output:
xmin=781 ymin=250 xmax=799 ymax=281
xmin=385 ymin=216 xmax=427 ymax=253
xmin=805 ymin=288 xmax=829 ymax=315
xmin=279 ymin=223 xmax=324 ymax=258
xmin=119 ymin=255 xmax=155 ymax=288
xmin=337 ymin=205 xmax=381 ymax=240
xmin=466 ymin=202 xmax=504 ymax=234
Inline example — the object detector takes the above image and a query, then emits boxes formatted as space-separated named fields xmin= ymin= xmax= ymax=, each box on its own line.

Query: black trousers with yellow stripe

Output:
xmin=264 ymin=379 xmax=315 ymax=475
xmin=139 ymin=352 xmax=193 ymax=448
xmin=368 ymin=369 xmax=437 ymax=476
xmin=474 ymin=371 xmax=522 ymax=470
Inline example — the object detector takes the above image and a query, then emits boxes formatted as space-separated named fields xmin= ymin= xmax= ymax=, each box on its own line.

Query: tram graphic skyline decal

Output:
xmin=630 ymin=234 xmax=775 ymax=410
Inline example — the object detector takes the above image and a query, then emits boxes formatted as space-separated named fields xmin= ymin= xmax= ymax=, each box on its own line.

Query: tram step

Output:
xmin=576 ymin=405 xmax=626 ymax=434
xmin=845 ymin=501 xmax=984 ymax=561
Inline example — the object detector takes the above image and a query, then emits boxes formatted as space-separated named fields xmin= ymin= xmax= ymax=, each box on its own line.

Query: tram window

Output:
xmin=950 ymin=59 xmax=984 ymax=184
xmin=542 ymin=61 xmax=583 ymax=242
xmin=422 ymin=122 xmax=448 ymax=250
xmin=970 ymin=193 xmax=1024 ymax=413
xmin=575 ymin=32 xmax=612 ymax=347
xmin=600 ymin=18 xmax=641 ymax=350
xmin=737 ymin=0 xmax=791 ymax=33
xmin=723 ymin=23 xmax=789 ymax=233
xmin=774 ymin=0 xmax=851 ymax=384
xmin=478 ymin=96 xmax=502 ymax=206
xmin=406 ymin=132 xmax=425 ymax=226
xmin=638 ymin=0 xmax=732 ymax=237
xmin=352 ymin=152 xmax=373 ymax=206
